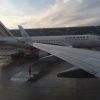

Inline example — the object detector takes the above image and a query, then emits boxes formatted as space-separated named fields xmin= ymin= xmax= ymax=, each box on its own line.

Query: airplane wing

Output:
xmin=18 ymin=25 xmax=100 ymax=78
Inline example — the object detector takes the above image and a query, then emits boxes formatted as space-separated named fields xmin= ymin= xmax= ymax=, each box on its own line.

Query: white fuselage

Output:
xmin=0 ymin=35 xmax=100 ymax=48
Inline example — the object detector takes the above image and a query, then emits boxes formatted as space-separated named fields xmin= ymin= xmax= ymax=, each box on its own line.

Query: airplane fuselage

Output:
xmin=19 ymin=35 xmax=100 ymax=48
xmin=0 ymin=35 xmax=100 ymax=48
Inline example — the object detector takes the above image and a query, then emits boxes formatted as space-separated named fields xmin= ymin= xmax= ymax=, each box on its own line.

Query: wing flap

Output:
xmin=57 ymin=66 xmax=96 ymax=78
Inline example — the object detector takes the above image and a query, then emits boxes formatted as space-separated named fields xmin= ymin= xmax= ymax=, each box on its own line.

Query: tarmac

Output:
xmin=0 ymin=51 xmax=100 ymax=100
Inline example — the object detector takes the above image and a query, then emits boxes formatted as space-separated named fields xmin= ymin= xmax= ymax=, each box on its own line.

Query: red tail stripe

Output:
xmin=0 ymin=32 xmax=4 ymax=37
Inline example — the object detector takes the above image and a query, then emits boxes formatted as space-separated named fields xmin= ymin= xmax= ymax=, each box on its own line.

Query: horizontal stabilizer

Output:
xmin=39 ymin=55 xmax=65 ymax=62
xmin=57 ymin=67 xmax=97 ymax=78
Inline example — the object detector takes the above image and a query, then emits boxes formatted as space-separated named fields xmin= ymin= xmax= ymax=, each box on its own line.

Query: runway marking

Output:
xmin=11 ymin=71 xmax=34 ymax=82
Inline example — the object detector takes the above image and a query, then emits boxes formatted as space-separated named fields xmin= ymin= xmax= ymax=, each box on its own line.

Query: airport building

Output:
xmin=10 ymin=26 xmax=100 ymax=37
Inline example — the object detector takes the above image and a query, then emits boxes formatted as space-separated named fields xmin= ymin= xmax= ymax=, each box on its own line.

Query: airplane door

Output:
xmin=89 ymin=36 xmax=97 ymax=47
xmin=90 ymin=36 xmax=95 ymax=43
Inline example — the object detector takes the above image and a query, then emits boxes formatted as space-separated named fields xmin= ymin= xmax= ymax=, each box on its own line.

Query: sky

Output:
xmin=0 ymin=0 xmax=100 ymax=29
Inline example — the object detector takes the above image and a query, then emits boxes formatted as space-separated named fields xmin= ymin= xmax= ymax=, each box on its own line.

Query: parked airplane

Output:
xmin=0 ymin=21 xmax=100 ymax=48
xmin=19 ymin=25 xmax=100 ymax=78
xmin=0 ymin=22 xmax=30 ymax=48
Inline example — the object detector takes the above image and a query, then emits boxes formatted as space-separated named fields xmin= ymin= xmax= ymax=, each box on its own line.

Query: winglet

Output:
xmin=18 ymin=25 xmax=33 ymax=45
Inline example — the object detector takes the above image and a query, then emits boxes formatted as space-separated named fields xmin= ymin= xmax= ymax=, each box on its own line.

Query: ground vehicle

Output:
xmin=11 ymin=52 xmax=24 ymax=59
xmin=24 ymin=50 xmax=38 ymax=58
xmin=11 ymin=49 xmax=39 ymax=59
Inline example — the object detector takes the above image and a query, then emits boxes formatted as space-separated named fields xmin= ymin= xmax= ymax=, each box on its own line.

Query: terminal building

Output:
xmin=10 ymin=26 xmax=100 ymax=37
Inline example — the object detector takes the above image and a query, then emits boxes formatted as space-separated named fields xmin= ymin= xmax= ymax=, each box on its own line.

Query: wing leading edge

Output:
xmin=18 ymin=25 xmax=100 ymax=78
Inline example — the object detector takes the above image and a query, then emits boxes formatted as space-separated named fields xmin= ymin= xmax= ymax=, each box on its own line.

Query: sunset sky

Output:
xmin=0 ymin=0 xmax=100 ymax=29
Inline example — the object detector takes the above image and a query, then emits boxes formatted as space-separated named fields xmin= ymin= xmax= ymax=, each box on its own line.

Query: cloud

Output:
xmin=77 ymin=0 xmax=82 ymax=2
xmin=0 ymin=0 xmax=100 ymax=29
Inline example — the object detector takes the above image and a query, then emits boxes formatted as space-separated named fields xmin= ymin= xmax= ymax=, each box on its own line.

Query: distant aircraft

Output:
xmin=19 ymin=25 xmax=100 ymax=78
xmin=0 ymin=21 xmax=100 ymax=49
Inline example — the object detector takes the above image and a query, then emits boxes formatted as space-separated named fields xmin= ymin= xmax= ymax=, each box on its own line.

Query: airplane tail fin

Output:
xmin=0 ymin=21 xmax=15 ymax=37
xmin=18 ymin=25 xmax=33 ymax=43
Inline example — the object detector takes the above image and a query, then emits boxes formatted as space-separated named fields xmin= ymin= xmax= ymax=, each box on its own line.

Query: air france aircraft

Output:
xmin=19 ymin=25 xmax=100 ymax=78
xmin=0 ymin=21 xmax=100 ymax=49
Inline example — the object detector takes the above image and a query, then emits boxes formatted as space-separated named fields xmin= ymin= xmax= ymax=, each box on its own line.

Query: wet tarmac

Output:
xmin=0 ymin=51 xmax=100 ymax=100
